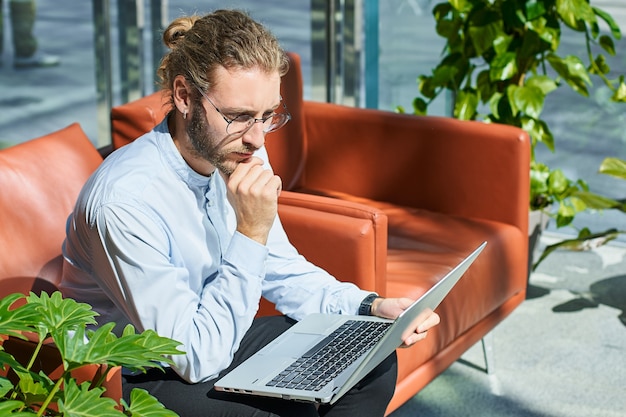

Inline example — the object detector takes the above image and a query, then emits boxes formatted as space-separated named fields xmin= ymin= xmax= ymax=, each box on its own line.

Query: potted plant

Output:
xmin=397 ymin=0 xmax=626 ymax=264
xmin=0 ymin=291 xmax=183 ymax=416
xmin=533 ymin=156 xmax=626 ymax=268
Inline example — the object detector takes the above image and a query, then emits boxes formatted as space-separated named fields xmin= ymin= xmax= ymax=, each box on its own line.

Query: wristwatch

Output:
xmin=359 ymin=293 xmax=380 ymax=316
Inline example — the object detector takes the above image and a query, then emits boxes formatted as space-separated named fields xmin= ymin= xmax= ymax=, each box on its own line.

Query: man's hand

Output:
xmin=222 ymin=157 xmax=282 ymax=245
xmin=371 ymin=297 xmax=440 ymax=347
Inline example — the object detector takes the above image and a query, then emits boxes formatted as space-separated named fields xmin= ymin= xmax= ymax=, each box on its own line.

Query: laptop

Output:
xmin=215 ymin=241 xmax=487 ymax=404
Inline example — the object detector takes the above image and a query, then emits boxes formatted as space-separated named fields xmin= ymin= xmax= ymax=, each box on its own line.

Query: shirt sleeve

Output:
xmin=91 ymin=202 xmax=266 ymax=383
xmin=260 ymin=214 xmax=372 ymax=320
xmin=252 ymin=148 xmax=371 ymax=319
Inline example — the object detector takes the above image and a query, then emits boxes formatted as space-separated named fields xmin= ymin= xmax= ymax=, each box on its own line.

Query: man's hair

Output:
xmin=157 ymin=9 xmax=289 ymax=103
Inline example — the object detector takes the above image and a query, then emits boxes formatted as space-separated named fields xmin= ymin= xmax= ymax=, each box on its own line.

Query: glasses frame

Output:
xmin=193 ymin=85 xmax=291 ymax=135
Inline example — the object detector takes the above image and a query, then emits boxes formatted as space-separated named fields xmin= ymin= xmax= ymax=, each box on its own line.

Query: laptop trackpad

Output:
xmin=262 ymin=332 xmax=320 ymax=358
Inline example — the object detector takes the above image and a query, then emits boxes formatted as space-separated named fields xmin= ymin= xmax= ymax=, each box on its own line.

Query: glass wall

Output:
xmin=0 ymin=0 xmax=313 ymax=148
xmin=0 ymin=1 xmax=99 ymax=146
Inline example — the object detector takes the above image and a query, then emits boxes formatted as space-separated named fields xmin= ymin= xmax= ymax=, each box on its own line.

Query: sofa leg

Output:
xmin=481 ymin=332 xmax=495 ymax=375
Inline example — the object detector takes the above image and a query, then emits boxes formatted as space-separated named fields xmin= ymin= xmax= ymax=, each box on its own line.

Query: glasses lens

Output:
xmin=226 ymin=115 xmax=255 ymax=135
xmin=264 ymin=113 xmax=291 ymax=133
xmin=224 ymin=111 xmax=291 ymax=134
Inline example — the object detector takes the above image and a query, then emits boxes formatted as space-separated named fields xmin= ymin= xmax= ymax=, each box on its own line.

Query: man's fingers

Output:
xmin=417 ymin=311 xmax=440 ymax=333
xmin=226 ymin=157 xmax=264 ymax=186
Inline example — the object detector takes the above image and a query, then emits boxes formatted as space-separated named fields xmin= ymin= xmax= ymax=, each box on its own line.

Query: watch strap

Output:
xmin=359 ymin=293 xmax=380 ymax=316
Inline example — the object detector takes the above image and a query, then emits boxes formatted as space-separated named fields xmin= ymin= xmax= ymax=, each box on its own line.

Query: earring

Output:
xmin=183 ymin=110 xmax=188 ymax=120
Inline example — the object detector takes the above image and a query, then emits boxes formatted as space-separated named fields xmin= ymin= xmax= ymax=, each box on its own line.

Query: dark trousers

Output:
xmin=123 ymin=315 xmax=398 ymax=417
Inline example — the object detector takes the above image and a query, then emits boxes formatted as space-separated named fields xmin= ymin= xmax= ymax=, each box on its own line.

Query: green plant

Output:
xmin=0 ymin=291 xmax=184 ymax=416
xmin=397 ymin=0 xmax=626 ymax=227
xmin=532 ymin=156 xmax=626 ymax=268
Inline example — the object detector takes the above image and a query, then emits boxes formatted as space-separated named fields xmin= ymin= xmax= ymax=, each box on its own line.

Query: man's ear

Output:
xmin=172 ymin=75 xmax=191 ymax=117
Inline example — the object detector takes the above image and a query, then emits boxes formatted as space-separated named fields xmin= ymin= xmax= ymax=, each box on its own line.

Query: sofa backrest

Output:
xmin=0 ymin=123 xmax=103 ymax=296
xmin=110 ymin=52 xmax=307 ymax=190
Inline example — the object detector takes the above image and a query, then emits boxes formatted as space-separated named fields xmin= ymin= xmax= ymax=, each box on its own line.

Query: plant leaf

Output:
xmin=476 ymin=70 xmax=495 ymax=103
xmin=548 ymin=168 xmax=569 ymax=195
xmin=468 ymin=10 xmax=503 ymax=56
xmin=593 ymin=6 xmax=622 ymax=40
xmin=411 ymin=97 xmax=428 ymax=116
xmin=0 ymin=293 xmax=41 ymax=338
xmin=26 ymin=291 xmax=97 ymax=341
xmin=555 ymin=202 xmax=575 ymax=228
xmin=521 ymin=117 xmax=554 ymax=151
xmin=490 ymin=52 xmax=518 ymax=81
xmin=418 ymin=75 xmax=438 ymax=99
xmin=58 ymin=323 xmax=183 ymax=373
xmin=556 ymin=0 xmax=596 ymax=31
xmin=432 ymin=58 xmax=462 ymax=88
xmin=533 ymin=229 xmax=623 ymax=270
xmin=493 ymin=33 xmax=513 ymax=56
xmin=0 ymin=400 xmax=37 ymax=416
xmin=123 ymin=388 xmax=180 ymax=417
xmin=546 ymin=53 xmax=591 ymax=96
xmin=599 ymin=157 xmax=626 ymax=180
xmin=448 ymin=0 xmax=470 ymax=13
xmin=13 ymin=367 xmax=56 ymax=407
xmin=0 ymin=375 xmax=15 ymax=398
xmin=507 ymin=84 xmax=544 ymax=119
xmin=598 ymin=35 xmax=616 ymax=56
xmin=526 ymin=0 xmax=546 ymax=21
xmin=57 ymin=379 xmax=123 ymax=417
xmin=454 ymin=89 xmax=478 ymax=120
xmin=526 ymin=75 xmax=559 ymax=96
xmin=527 ymin=16 xmax=560 ymax=52
xmin=611 ymin=76 xmax=626 ymax=102
xmin=572 ymin=190 xmax=621 ymax=210
xmin=590 ymin=54 xmax=611 ymax=76
xmin=0 ymin=350 xmax=29 ymax=378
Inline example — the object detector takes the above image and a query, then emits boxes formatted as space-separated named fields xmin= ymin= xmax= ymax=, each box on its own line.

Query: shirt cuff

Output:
xmin=223 ymin=231 xmax=270 ymax=278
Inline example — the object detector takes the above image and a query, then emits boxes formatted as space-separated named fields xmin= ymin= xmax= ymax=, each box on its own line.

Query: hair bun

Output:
xmin=162 ymin=16 xmax=200 ymax=50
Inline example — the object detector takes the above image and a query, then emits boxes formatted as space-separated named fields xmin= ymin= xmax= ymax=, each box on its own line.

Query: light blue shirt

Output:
xmin=61 ymin=119 xmax=370 ymax=383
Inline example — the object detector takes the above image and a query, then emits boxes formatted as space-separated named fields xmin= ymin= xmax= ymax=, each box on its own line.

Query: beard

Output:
xmin=185 ymin=103 xmax=255 ymax=176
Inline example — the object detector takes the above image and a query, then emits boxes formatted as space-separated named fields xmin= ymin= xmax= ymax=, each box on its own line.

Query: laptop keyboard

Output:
xmin=265 ymin=320 xmax=392 ymax=391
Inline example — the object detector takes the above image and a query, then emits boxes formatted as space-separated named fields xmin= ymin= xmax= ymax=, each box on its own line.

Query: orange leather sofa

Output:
xmin=110 ymin=52 xmax=530 ymax=414
xmin=0 ymin=124 xmax=121 ymax=401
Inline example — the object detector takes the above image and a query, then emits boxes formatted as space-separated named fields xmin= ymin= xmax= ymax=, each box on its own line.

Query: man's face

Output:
xmin=185 ymin=66 xmax=282 ymax=176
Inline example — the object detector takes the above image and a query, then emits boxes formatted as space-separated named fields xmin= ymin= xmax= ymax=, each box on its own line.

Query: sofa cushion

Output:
xmin=0 ymin=123 xmax=103 ymax=290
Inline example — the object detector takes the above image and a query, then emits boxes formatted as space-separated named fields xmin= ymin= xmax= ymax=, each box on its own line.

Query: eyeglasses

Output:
xmin=194 ymin=85 xmax=291 ymax=135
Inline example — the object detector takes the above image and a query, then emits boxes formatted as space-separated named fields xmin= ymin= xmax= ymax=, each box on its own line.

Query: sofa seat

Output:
xmin=295 ymin=187 xmax=525 ymax=402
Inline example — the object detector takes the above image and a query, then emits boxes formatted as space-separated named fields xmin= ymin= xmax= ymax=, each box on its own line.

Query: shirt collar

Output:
xmin=154 ymin=118 xmax=214 ymax=189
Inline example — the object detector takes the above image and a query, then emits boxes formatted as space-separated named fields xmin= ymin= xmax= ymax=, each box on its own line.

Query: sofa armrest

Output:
xmin=277 ymin=191 xmax=388 ymax=295
xmin=301 ymin=101 xmax=530 ymax=234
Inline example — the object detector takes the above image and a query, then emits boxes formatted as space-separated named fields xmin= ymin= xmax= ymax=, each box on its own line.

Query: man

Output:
xmin=61 ymin=9 xmax=439 ymax=417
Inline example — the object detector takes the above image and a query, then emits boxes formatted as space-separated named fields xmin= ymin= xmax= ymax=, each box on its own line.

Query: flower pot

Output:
xmin=528 ymin=209 xmax=550 ymax=279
